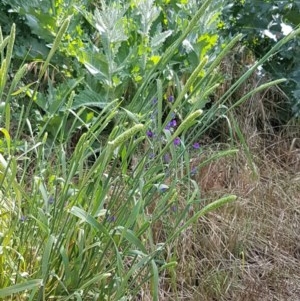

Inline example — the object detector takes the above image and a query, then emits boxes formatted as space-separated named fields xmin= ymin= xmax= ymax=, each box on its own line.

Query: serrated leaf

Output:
xmin=151 ymin=30 xmax=173 ymax=49
xmin=94 ymin=7 xmax=128 ymax=43
xmin=136 ymin=0 xmax=160 ymax=34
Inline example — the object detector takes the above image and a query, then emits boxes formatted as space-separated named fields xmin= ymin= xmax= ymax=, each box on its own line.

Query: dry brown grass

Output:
xmin=147 ymin=51 xmax=300 ymax=300
xmin=149 ymin=139 xmax=300 ymax=301
xmin=136 ymin=47 xmax=300 ymax=300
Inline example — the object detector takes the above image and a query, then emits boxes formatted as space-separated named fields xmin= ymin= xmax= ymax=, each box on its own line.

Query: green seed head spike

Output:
xmin=174 ymin=109 xmax=203 ymax=136
xmin=108 ymin=124 xmax=145 ymax=149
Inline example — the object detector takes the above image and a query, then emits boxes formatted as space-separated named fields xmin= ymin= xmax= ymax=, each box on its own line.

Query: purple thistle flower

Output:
xmin=173 ymin=137 xmax=181 ymax=146
xmin=192 ymin=142 xmax=200 ymax=149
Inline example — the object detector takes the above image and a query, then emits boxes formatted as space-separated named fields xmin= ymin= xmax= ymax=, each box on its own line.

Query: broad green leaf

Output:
xmin=72 ymin=89 xmax=109 ymax=110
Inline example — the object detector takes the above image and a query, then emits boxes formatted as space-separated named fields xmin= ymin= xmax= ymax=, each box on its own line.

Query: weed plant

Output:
xmin=0 ymin=0 xmax=299 ymax=300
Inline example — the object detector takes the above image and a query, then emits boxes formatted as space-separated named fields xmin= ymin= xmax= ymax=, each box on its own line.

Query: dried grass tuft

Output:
xmin=152 ymin=48 xmax=300 ymax=300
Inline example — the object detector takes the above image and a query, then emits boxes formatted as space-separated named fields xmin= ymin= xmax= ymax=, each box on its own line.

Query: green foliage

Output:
xmin=0 ymin=0 xmax=89 ymax=57
xmin=1 ymin=0 xmax=226 ymax=142
xmin=221 ymin=0 xmax=300 ymax=117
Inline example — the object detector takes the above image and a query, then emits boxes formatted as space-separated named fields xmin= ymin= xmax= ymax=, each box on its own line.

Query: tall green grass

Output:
xmin=1 ymin=2 xmax=299 ymax=300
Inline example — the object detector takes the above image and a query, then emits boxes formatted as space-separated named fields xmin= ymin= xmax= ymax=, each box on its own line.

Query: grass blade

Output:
xmin=38 ymin=18 xmax=70 ymax=81
xmin=0 ymin=279 xmax=42 ymax=298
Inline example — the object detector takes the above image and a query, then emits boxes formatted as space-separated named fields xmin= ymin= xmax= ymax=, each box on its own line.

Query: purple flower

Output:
xmin=171 ymin=205 xmax=177 ymax=212
xmin=107 ymin=215 xmax=116 ymax=223
xmin=147 ymin=130 xmax=154 ymax=138
xmin=190 ymin=167 xmax=197 ymax=176
xmin=20 ymin=216 xmax=27 ymax=222
xmin=173 ymin=137 xmax=181 ymax=146
xmin=163 ymin=153 xmax=171 ymax=163
xmin=168 ymin=95 xmax=175 ymax=102
xmin=48 ymin=196 xmax=54 ymax=204
xmin=152 ymin=98 xmax=158 ymax=105
xmin=165 ymin=119 xmax=177 ymax=130
xmin=192 ymin=142 xmax=200 ymax=149
xmin=149 ymin=153 xmax=155 ymax=159
xmin=170 ymin=119 xmax=177 ymax=127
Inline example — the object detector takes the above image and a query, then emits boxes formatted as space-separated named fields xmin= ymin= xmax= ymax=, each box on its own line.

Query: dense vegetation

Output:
xmin=221 ymin=0 xmax=300 ymax=116
xmin=0 ymin=0 xmax=299 ymax=300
